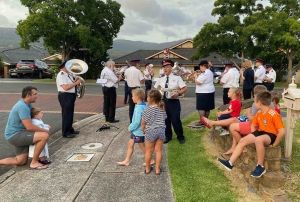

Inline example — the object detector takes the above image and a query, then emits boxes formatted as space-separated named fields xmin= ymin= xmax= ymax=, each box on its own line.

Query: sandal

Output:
xmin=30 ymin=164 xmax=48 ymax=170
xmin=38 ymin=159 xmax=52 ymax=165
xmin=155 ymin=168 xmax=162 ymax=175
xmin=144 ymin=166 xmax=153 ymax=174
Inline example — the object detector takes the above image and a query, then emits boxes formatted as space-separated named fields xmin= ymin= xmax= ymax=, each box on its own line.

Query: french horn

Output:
xmin=65 ymin=59 xmax=88 ymax=98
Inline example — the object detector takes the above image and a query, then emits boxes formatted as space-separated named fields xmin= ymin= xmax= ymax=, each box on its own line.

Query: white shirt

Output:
xmin=254 ymin=65 xmax=266 ymax=83
xmin=32 ymin=118 xmax=50 ymax=131
xmin=124 ymin=66 xmax=144 ymax=87
xmin=220 ymin=68 xmax=240 ymax=88
xmin=100 ymin=66 xmax=118 ymax=88
xmin=143 ymin=68 xmax=153 ymax=80
xmin=56 ymin=70 xmax=76 ymax=93
xmin=154 ymin=73 xmax=187 ymax=91
xmin=265 ymin=69 xmax=276 ymax=83
xmin=195 ymin=69 xmax=215 ymax=93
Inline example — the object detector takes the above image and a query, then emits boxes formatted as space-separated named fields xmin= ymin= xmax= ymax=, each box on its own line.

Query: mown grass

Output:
xmin=168 ymin=112 xmax=237 ymax=202
xmin=286 ymin=120 xmax=300 ymax=201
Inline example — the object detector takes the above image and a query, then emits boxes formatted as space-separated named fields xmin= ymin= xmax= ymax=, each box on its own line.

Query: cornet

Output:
xmin=65 ymin=59 xmax=88 ymax=98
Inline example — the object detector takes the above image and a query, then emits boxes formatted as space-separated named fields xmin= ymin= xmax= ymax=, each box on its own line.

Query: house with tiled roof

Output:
xmin=114 ymin=39 xmax=240 ymax=76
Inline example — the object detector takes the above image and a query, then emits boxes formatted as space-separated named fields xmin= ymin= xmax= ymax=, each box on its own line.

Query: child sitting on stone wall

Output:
xmin=223 ymin=85 xmax=269 ymax=155
xmin=218 ymin=91 xmax=285 ymax=178
xmin=201 ymin=87 xmax=241 ymax=136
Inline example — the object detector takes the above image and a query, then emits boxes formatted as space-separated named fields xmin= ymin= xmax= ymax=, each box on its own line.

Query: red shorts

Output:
xmin=239 ymin=122 xmax=251 ymax=136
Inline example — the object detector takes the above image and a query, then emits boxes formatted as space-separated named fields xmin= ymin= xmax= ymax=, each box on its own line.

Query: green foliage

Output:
xmin=168 ymin=112 xmax=237 ymax=202
xmin=17 ymin=0 xmax=124 ymax=78
xmin=194 ymin=0 xmax=300 ymax=82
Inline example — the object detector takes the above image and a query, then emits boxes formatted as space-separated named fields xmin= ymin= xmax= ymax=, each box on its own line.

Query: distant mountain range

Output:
xmin=0 ymin=27 xmax=187 ymax=59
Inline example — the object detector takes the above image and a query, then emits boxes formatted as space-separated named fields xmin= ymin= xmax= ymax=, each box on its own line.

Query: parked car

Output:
xmin=16 ymin=59 xmax=53 ymax=79
xmin=211 ymin=66 xmax=225 ymax=84
xmin=8 ymin=68 xmax=18 ymax=78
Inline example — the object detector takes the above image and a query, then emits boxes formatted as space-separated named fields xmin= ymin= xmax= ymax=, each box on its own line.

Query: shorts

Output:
xmin=218 ymin=114 xmax=232 ymax=120
xmin=239 ymin=122 xmax=251 ymax=136
xmin=7 ymin=130 xmax=35 ymax=155
xmin=253 ymin=131 xmax=276 ymax=145
xmin=145 ymin=128 xmax=165 ymax=142
xmin=130 ymin=133 xmax=145 ymax=143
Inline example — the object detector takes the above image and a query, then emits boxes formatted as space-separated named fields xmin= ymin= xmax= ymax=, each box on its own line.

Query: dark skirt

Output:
xmin=196 ymin=92 xmax=215 ymax=111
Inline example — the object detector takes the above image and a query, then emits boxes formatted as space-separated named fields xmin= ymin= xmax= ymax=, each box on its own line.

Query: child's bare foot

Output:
xmin=143 ymin=160 xmax=155 ymax=166
xmin=200 ymin=117 xmax=212 ymax=128
xmin=117 ymin=160 xmax=130 ymax=166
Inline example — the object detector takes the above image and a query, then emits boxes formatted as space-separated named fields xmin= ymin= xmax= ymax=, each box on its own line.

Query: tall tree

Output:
xmin=17 ymin=0 xmax=124 ymax=63
xmin=193 ymin=0 xmax=260 ymax=61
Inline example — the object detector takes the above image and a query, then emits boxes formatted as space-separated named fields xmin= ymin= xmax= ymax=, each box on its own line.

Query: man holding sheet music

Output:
xmin=99 ymin=60 xmax=122 ymax=123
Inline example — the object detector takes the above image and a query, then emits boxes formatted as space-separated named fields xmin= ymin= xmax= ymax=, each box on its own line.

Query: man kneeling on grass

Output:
xmin=218 ymin=91 xmax=285 ymax=178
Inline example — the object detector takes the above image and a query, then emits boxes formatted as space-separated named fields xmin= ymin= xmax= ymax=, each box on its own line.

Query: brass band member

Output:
xmin=124 ymin=59 xmax=145 ymax=123
xmin=143 ymin=63 xmax=154 ymax=99
xmin=100 ymin=60 xmax=121 ymax=123
xmin=220 ymin=62 xmax=240 ymax=105
xmin=195 ymin=60 xmax=215 ymax=126
xmin=56 ymin=61 xmax=81 ymax=138
xmin=154 ymin=59 xmax=187 ymax=144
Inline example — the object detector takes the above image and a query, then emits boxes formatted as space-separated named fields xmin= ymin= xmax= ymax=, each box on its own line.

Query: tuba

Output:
xmin=65 ymin=59 xmax=88 ymax=98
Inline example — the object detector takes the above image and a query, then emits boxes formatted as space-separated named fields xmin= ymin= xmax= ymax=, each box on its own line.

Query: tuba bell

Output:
xmin=65 ymin=59 xmax=88 ymax=98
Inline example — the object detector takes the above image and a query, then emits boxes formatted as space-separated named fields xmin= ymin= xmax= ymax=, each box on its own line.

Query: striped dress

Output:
xmin=142 ymin=106 xmax=167 ymax=142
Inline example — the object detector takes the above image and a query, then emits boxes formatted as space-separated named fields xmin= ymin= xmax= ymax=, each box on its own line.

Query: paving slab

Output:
xmin=0 ymin=107 xmax=174 ymax=202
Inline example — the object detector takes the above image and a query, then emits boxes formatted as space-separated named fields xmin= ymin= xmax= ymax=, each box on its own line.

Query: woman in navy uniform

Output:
xmin=154 ymin=59 xmax=188 ymax=144
xmin=56 ymin=61 xmax=81 ymax=138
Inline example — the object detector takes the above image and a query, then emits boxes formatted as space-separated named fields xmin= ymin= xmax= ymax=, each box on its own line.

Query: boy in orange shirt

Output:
xmin=218 ymin=91 xmax=285 ymax=178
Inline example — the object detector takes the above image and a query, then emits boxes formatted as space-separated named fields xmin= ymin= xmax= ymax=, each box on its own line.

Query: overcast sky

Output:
xmin=0 ymin=0 xmax=216 ymax=43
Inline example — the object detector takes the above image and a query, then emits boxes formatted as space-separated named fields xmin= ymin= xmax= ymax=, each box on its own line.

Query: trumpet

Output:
xmin=186 ymin=70 xmax=202 ymax=82
xmin=65 ymin=59 xmax=88 ymax=98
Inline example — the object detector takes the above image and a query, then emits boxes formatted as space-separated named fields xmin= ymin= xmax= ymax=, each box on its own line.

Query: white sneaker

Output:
xmin=215 ymin=126 xmax=222 ymax=130
xmin=219 ymin=129 xmax=230 ymax=136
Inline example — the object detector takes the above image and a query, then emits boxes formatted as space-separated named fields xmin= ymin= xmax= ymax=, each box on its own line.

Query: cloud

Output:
xmin=117 ymin=0 xmax=191 ymax=26
xmin=0 ymin=0 xmax=217 ymax=42
xmin=0 ymin=15 xmax=15 ymax=27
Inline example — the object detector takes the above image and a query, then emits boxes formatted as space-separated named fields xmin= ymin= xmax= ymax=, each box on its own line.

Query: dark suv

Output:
xmin=16 ymin=59 xmax=53 ymax=79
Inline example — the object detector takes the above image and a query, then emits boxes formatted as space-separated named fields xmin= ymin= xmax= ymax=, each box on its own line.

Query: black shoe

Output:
xmin=164 ymin=139 xmax=172 ymax=144
xmin=108 ymin=120 xmax=119 ymax=123
xmin=71 ymin=130 xmax=80 ymax=135
xmin=178 ymin=139 xmax=185 ymax=144
xmin=218 ymin=158 xmax=233 ymax=171
xmin=63 ymin=134 xmax=76 ymax=138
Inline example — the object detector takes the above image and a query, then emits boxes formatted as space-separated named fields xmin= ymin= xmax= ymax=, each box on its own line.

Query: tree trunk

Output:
xmin=287 ymin=53 xmax=293 ymax=84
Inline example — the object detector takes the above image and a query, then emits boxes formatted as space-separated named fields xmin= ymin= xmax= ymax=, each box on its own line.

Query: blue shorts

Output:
xmin=130 ymin=133 xmax=145 ymax=143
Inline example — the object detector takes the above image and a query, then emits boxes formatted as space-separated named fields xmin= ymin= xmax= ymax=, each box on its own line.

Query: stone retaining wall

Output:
xmin=210 ymin=128 xmax=285 ymax=190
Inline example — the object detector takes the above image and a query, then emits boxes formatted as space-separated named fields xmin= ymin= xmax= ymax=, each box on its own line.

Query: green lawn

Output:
xmin=286 ymin=121 xmax=300 ymax=201
xmin=168 ymin=112 xmax=237 ymax=202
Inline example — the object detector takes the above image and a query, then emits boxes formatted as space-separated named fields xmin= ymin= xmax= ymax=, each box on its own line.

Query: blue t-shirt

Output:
xmin=128 ymin=102 xmax=147 ymax=136
xmin=4 ymin=99 xmax=32 ymax=140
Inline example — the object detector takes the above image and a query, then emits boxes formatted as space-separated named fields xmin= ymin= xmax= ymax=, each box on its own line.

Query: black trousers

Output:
xmin=102 ymin=86 xmax=117 ymax=122
xmin=124 ymin=81 xmax=129 ymax=104
xmin=145 ymin=80 xmax=152 ymax=100
xmin=164 ymin=99 xmax=185 ymax=141
xmin=264 ymin=83 xmax=274 ymax=91
xmin=243 ymin=88 xmax=253 ymax=100
xmin=128 ymin=87 xmax=139 ymax=123
xmin=58 ymin=92 xmax=76 ymax=136
xmin=223 ymin=88 xmax=230 ymax=105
